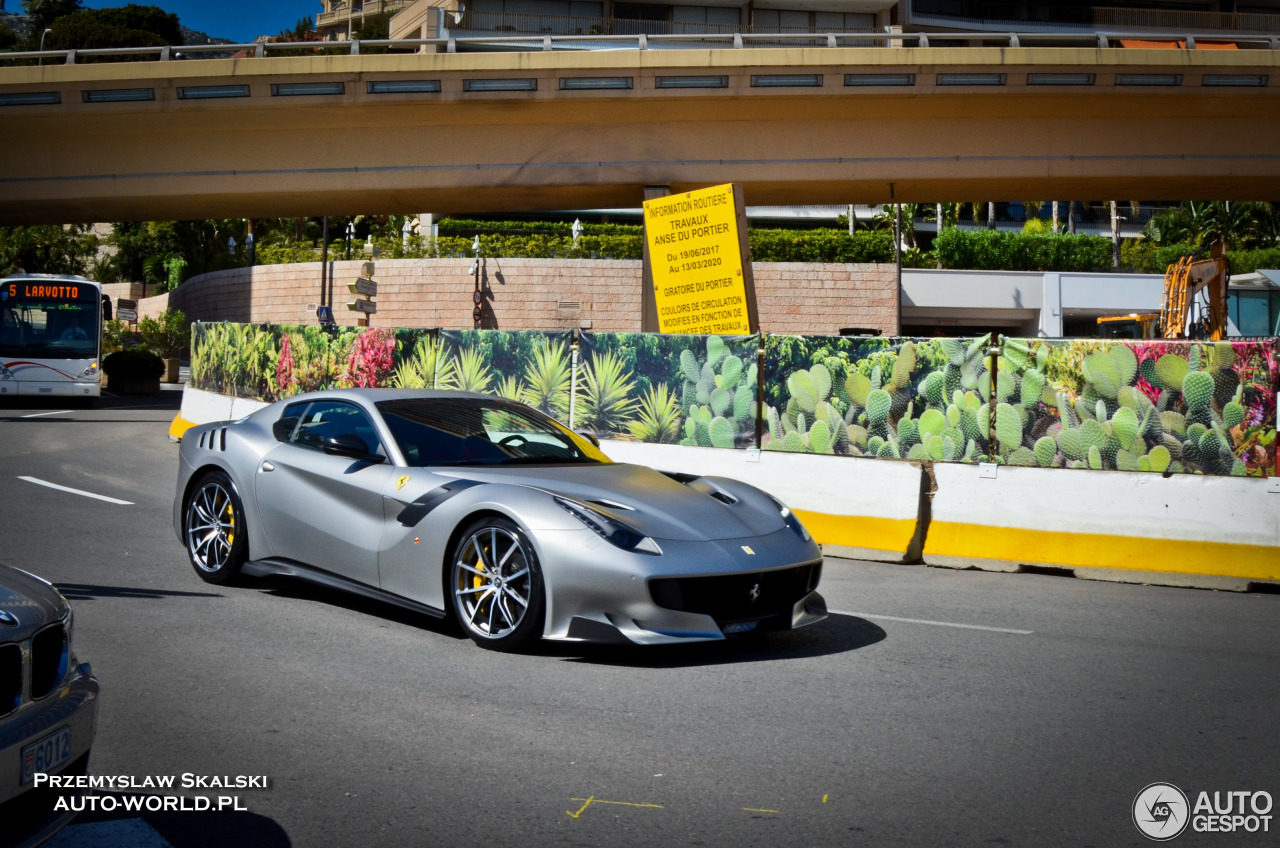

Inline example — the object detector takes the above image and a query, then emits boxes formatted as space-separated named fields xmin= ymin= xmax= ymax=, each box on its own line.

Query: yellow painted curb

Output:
xmin=794 ymin=509 xmax=918 ymax=556
xmin=168 ymin=414 xmax=195 ymax=442
xmin=925 ymin=521 xmax=1280 ymax=583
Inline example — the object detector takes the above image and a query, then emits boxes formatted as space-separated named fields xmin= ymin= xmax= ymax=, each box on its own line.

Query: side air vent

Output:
xmin=198 ymin=428 xmax=229 ymax=451
xmin=708 ymin=490 xmax=737 ymax=505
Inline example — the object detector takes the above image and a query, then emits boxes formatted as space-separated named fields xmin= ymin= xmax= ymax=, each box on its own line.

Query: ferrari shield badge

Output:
xmin=397 ymin=475 xmax=411 ymax=491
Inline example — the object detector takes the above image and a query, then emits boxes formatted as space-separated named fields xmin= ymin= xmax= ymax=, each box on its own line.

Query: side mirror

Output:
xmin=272 ymin=417 xmax=299 ymax=442
xmin=322 ymin=432 xmax=385 ymax=463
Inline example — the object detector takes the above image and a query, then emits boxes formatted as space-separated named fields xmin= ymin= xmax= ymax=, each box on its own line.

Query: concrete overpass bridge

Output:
xmin=1 ymin=33 xmax=1278 ymax=224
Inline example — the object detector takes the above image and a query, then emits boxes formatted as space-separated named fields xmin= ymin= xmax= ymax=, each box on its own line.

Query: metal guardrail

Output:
xmin=1 ymin=29 xmax=1278 ymax=65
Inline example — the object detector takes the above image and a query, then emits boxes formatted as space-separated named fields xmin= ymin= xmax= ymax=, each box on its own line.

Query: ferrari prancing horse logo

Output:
xmin=396 ymin=475 xmax=411 ymax=491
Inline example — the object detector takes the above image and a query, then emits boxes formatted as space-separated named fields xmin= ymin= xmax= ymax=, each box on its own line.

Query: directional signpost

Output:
xmin=347 ymin=262 xmax=377 ymax=325
xmin=116 ymin=298 xmax=138 ymax=323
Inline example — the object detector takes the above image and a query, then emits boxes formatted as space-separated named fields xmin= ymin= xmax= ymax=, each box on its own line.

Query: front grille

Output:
xmin=0 ymin=642 xmax=20 ymax=716
xmin=30 ymin=623 xmax=68 ymax=700
xmin=649 ymin=561 xmax=822 ymax=624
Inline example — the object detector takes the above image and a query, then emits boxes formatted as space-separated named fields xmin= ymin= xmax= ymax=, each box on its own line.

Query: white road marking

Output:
xmin=21 ymin=410 xmax=71 ymax=417
xmin=832 ymin=610 xmax=1033 ymax=635
xmin=18 ymin=476 xmax=134 ymax=505
xmin=44 ymin=818 xmax=174 ymax=848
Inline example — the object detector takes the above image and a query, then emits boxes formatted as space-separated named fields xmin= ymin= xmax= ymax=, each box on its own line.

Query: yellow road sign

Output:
xmin=644 ymin=183 xmax=754 ymax=335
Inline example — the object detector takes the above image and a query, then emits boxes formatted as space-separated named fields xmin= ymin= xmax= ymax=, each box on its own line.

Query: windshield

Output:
xmin=377 ymin=397 xmax=608 ymax=467
xmin=0 ymin=298 xmax=100 ymax=358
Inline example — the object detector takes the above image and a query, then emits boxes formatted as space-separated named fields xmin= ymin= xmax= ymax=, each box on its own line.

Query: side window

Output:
xmin=282 ymin=401 xmax=384 ymax=456
xmin=272 ymin=402 xmax=308 ymax=443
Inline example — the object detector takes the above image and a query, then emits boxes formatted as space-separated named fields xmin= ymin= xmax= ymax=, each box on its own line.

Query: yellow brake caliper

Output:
xmin=473 ymin=543 xmax=490 ymax=619
xmin=225 ymin=495 xmax=235 ymax=546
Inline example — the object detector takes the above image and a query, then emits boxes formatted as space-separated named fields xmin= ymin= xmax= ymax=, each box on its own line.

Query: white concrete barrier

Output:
xmin=925 ymin=462 xmax=1280 ymax=589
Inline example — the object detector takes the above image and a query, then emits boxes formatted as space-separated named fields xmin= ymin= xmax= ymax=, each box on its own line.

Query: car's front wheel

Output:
xmin=449 ymin=517 xmax=545 ymax=651
xmin=184 ymin=470 xmax=248 ymax=585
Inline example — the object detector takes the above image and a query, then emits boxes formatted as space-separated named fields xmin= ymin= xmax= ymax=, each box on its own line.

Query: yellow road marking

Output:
xmin=743 ymin=808 xmax=780 ymax=814
xmin=567 ymin=797 xmax=664 ymax=818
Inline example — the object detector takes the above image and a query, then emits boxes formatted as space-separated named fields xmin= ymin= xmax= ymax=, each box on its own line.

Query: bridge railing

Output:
xmin=2 ymin=29 xmax=1278 ymax=66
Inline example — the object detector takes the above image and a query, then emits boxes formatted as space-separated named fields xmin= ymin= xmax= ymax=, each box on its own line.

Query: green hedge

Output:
xmin=437 ymin=218 xmax=643 ymax=237
xmin=934 ymin=229 xmax=1113 ymax=272
xmin=748 ymin=229 xmax=894 ymax=263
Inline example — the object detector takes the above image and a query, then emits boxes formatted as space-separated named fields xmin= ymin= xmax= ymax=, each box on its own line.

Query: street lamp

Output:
xmin=227 ymin=236 xmax=237 ymax=265
xmin=401 ymin=218 xmax=413 ymax=252
xmin=38 ymin=28 xmax=52 ymax=65
xmin=571 ymin=218 xmax=583 ymax=244
xmin=345 ymin=222 xmax=355 ymax=260
xmin=245 ymin=233 xmax=255 ymax=266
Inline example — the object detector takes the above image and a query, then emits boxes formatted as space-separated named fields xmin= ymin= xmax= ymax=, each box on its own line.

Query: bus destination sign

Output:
xmin=643 ymin=183 xmax=756 ymax=335
xmin=5 ymin=282 xmax=95 ymax=301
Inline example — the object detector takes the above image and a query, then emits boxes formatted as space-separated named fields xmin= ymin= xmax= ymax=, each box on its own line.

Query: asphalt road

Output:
xmin=2 ymin=391 xmax=1278 ymax=848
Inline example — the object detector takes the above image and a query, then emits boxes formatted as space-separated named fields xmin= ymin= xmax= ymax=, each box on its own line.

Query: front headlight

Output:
xmin=771 ymin=496 xmax=812 ymax=542
xmin=80 ymin=362 xmax=99 ymax=380
xmin=555 ymin=497 xmax=662 ymax=555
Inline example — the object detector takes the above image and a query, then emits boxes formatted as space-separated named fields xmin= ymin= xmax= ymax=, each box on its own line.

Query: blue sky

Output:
xmin=82 ymin=1 xmax=322 ymax=44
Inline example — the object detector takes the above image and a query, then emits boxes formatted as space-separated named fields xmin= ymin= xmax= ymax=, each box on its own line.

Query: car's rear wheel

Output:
xmin=184 ymin=471 xmax=248 ymax=585
xmin=449 ymin=517 xmax=544 ymax=651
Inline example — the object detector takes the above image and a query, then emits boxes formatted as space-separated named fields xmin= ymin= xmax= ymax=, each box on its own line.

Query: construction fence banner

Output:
xmin=436 ymin=329 xmax=575 ymax=420
xmin=575 ymin=331 xmax=760 ymax=444
xmin=188 ymin=323 xmax=1276 ymax=477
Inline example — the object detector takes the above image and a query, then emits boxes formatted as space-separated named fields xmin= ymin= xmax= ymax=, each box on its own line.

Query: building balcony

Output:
xmin=904 ymin=1 xmax=1280 ymax=35
xmin=446 ymin=10 xmax=876 ymax=40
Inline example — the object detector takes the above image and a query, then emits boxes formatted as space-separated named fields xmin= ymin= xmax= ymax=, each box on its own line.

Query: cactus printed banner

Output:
xmin=1003 ymin=337 xmax=1277 ymax=477
xmin=190 ymin=322 xmax=438 ymax=402
xmin=577 ymin=332 xmax=760 ymax=445
xmin=762 ymin=334 xmax=994 ymax=461
xmin=191 ymin=322 xmax=1275 ymax=477
xmin=437 ymin=330 xmax=575 ymax=421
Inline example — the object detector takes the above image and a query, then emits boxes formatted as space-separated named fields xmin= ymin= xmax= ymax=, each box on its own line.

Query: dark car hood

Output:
xmin=440 ymin=462 xmax=785 ymax=542
xmin=0 ymin=563 xmax=68 ymax=637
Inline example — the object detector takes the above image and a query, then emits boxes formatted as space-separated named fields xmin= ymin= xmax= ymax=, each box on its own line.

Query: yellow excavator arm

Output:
xmin=1159 ymin=249 xmax=1229 ymax=340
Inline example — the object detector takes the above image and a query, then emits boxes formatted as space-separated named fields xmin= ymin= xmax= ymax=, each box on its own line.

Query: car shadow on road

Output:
xmin=255 ymin=576 xmax=469 ymax=641
xmin=55 ymin=582 xmax=223 ymax=601
xmin=553 ymin=612 xmax=886 ymax=668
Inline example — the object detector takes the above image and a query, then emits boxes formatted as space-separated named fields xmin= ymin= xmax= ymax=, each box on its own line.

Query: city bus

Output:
xmin=0 ymin=273 xmax=103 ymax=400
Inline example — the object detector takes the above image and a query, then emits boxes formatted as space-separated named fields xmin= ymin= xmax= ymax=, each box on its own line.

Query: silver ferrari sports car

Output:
xmin=173 ymin=389 xmax=826 ymax=650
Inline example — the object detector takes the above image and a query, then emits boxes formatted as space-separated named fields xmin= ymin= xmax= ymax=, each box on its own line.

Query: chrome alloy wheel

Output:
xmin=186 ymin=479 xmax=238 ymax=573
xmin=453 ymin=525 xmax=534 ymax=641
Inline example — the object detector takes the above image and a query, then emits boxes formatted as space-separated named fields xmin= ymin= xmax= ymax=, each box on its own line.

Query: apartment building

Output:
xmin=384 ymin=0 xmax=1280 ymax=41
xmin=317 ymin=0 xmax=418 ymax=39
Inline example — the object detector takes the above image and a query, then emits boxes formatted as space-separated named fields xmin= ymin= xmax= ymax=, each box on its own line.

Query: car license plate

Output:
xmin=723 ymin=621 xmax=758 ymax=634
xmin=21 ymin=725 xmax=72 ymax=785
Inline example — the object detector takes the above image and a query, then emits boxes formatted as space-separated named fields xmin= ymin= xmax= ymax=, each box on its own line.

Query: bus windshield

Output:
xmin=1 ymin=286 xmax=101 ymax=359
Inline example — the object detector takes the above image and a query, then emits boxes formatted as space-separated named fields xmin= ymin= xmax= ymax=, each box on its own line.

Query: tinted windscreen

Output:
xmin=377 ymin=398 xmax=602 ymax=467
xmin=0 ymin=300 xmax=99 ymax=357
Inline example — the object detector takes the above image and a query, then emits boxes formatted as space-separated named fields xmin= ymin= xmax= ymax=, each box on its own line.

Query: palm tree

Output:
xmin=520 ymin=340 xmax=571 ymax=420
xmin=577 ymin=350 xmax=637 ymax=435
xmin=627 ymin=383 xmax=682 ymax=443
